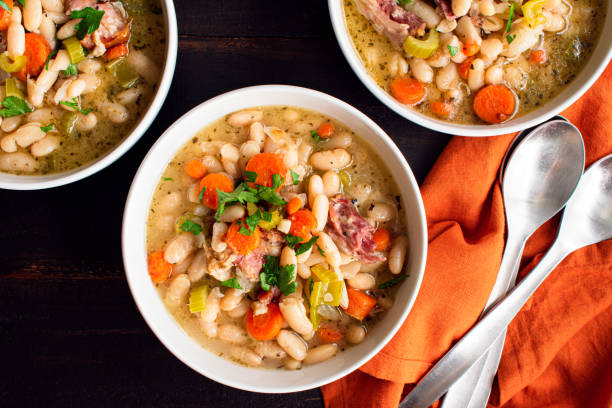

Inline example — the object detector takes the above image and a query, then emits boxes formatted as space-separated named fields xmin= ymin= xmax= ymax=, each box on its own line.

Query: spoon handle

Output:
xmin=399 ymin=244 xmax=569 ymax=408
xmin=440 ymin=236 xmax=525 ymax=408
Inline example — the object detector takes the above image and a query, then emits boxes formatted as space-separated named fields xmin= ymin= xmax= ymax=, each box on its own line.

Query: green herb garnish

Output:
xmin=284 ymin=234 xmax=302 ymax=248
xmin=317 ymin=246 xmax=326 ymax=257
xmin=181 ymin=219 xmax=202 ymax=236
xmin=296 ymin=236 xmax=318 ymax=256
xmin=259 ymin=255 xmax=297 ymax=295
xmin=289 ymin=169 xmax=300 ymax=185
xmin=378 ymin=275 xmax=408 ymax=289
xmin=215 ymin=183 xmax=259 ymax=219
xmin=15 ymin=0 xmax=24 ymax=6
xmin=244 ymin=170 xmax=258 ymax=183
xmin=447 ymin=45 xmax=458 ymax=57
xmin=0 ymin=96 xmax=32 ymax=118
xmin=164 ymin=177 xmax=173 ymax=181
xmin=220 ymin=277 xmax=243 ymax=290
xmin=61 ymin=64 xmax=78 ymax=76
xmin=45 ymin=50 xmax=58 ymax=71
xmin=71 ymin=7 xmax=105 ymax=40
xmin=310 ymin=130 xmax=320 ymax=143
xmin=59 ymin=97 xmax=93 ymax=115
xmin=40 ymin=124 xmax=54 ymax=133
xmin=0 ymin=1 xmax=11 ymax=12
xmin=506 ymin=3 xmax=515 ymax=32
xmin=506 ymin=34 xmax=517 ymax=44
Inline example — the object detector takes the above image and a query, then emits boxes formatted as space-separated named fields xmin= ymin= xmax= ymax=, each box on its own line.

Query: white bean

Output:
xmin=505 ymin=66 xmax=526 ymax=90
xmin=0 ymin=152 xmax=39 ymax=173
xmin=115 ymin=87 xmax=140 ymax=104
xmin=13 ymin=124 xmax=45 ymax=148
xmin=199 ymin=287 xmax=223 ymax=323
xmin=27 ymin=80 xmax=45 ymax=107
xmin=187 ymin=249 xmax=207 ymax=282
xmin=410 ymin=58 xmax=433 ymax=84
xmin=284 ymin=357 xmax=302 ymax=370
xmin=8 ymin=23 xmax=26 ymax=57
xmin=24 ymin=0 xmax=42 ymax=32
xmin=158 ymin=191 xmax=181 ymax=214
xmin=304 ymin=250 xmax=326 ymax=267
xmin=201 ymin=155 xmax=223 ymax=173
xmin=200 ymin=321 xmax=218 ymax=338
xmin=340 ymin=261 xmax=361 ymax=279
xmin=1 ymin=115 xmax=22 ymax=133
xmin=0 ymin=135 xmax=16 ymax=152
xmin=479 ymin=0 xmax=496 ymax=16
xmin=277 ymin=219 xmax=291 ymax=234
xmin=543 ymin=11 xmax=565 ymax=32
xmin=452 ymin=0 xmax=471 ymax=17
xmin=126 ymin=49 xmax=158 ymax=84
xmin=255 ymin=341 xmax=287 ymax=359
xmin=30 ymin=134 xmax=59 ymax=157
xmin=389 ymin=236 xmax=408 ymax=274
xmin=56 ymin=19 xmax=79 ymax=40
xmin=279 ymin=297 xmax=313 ymax=336
xmin=297 ymin=263 xmax=311 ymax=279
xmin=485 ymin=64 xmax=504 ymax=85
xmin=502 ymin=24 xmax=542 ymax=58
xmin=367 ymin=202 xmax=395 ymax=223
xmin=27 ymin=108 xmax=54 ymax=124
xmin=39 ymin=13 xmax=56 ymax=49
xmin=239 ymin=140 xmax=260 ymax=167
xmin=276 ymin=330 xmax=307 ymax=361
xmin=229 ymin=346 xmax=262 ymax=367
xmin=314 ymin=231 xmax=341 ymax=267
xmin=41 ymin=0 xmax=64 ymax=12
xmin=164 ymin=233 xmax=195 ymax=264
xmin=227 ymin=298 xmax=250 ymax=318
xmin=227 ymin=109 xmax=263 ymax=128
xmin=219 ymin=324 xmax=249 ymax=344
xmin=220 ymin=288 xmax=244 ymax=311
xmin=211 ymin=222 xmax=228 ymax=253
xmin=427 ymin=48 xmax=450 ymax=68
xmin=280 ymin=246 xmax=297 ymax=275
xmin=248 ymin=121 xmax=266 ymax=148
xmin=77 ymin=112 xmax=97 ymax=131
xmin=102 ymin=103 xmax=129 ymax=124
xmin=481 ymin=16 xmax=504 ymax=32
xmin=455 ymin=16 xmax=482 ymax=45
xmin=468 ymin=58 xmax=485 ymax=91
xmin=446 ymin=35 xmax=467 ymax=63
xmin=346 ymin=324 xmax=366 ymax=344
xmin=67 ymin=79 xmax=86 ymax=99
xmin=77 ymin=58 xmax=102 ymax=74
xmin=348 ymin=273 xmax=376 ymax=290
xmin=297 ymin=142 xmax=313 ymax=165
xmin=46 ymin=10 xmax=68 ymax=24
xmin=403 ymin=0 xmax=441 ymax=27
xmin=310 ymin=148 xmax=351 ymax=171
xmin=388 ymin=53 xmax=408 ymax=77
xmin=312 ymin=194 xmax=329 ymax=232
xmin=437 ymin=18 xmax=457 ymax=33
xmin=165 ymin=274 xmax=191 ymax=308
xmin=480 ymin=38 xmax=503 ymax=61
xmin=322 ymin=171 xmax=341 ymax=196
xmin=303 ymin=344 xmax=338 ymax=365
xmin=325 ymin=131 xmax=352 ymax=150
xmin=436 ymin=62 xmax=459 ymax=91
xmin=217 ymin=204 xmax=245 ymax=223
xmin=308 ymin=174 xmax=324 ymax=207
xmin=295 ymin=246 xmax=312 ymax=264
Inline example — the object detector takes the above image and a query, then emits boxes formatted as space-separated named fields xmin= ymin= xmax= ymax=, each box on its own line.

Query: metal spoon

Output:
xmin=400 ymin=121 xmax=585 ymax=408
xmin=440 ymin=117 xmax=576 ymax=408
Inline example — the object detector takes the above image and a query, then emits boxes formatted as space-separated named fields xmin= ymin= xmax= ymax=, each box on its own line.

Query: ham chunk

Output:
xmin=234 ymin=230 xmax=285 ymax=282
xmin=354 ymin=0 xmax=426 ymax=47
xmin=326 ymin=195 xmax=385 ymax=264
xmin=64 ymin=0 xmax=96 ymax=14
xmin=71 ymin=2 xmax=130 ymax=52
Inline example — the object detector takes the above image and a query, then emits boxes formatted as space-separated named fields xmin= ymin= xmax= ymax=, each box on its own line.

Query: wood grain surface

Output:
xmin=0 ymin=1 xmax=451 ymax=407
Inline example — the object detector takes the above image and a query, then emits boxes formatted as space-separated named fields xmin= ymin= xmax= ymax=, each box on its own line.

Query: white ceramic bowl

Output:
xmin=122 ymin=85 xmax=428 ymax=393
xmin=329 ymin=0 xmax=612 ymax=136
xmin=0 ymin=1 xmax=178 ymax=190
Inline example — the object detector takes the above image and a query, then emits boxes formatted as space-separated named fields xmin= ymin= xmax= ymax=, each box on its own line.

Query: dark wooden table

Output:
xmin=1 ymin=1 xmax=451 ymax=406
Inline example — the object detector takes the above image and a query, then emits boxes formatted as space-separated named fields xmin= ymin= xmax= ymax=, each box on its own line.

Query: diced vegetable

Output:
xmin=286 ymin=196 xmax=301 ymax=215
xmin=311 ymin=264 xmax=337 ymax=283
xmin=198 ymin=173 xmax=234 ymax=209
xmin=403 ymin=29 xmax=439 ymax=59
xmin=322 ymin=281 xmax=343 ymax=306
xmin=372 ymin=228 xmax=391 ymax=251
xmin=245 ymin=153 xmax=287 ymax=190
xmin=522 ymin=0 xmax=546 ymax=28
xmin=258 ymin=210 xmax=281 ymax=230
xmin=461 ymin=41 xmax=479 ymax=57
xmin=288 ymin=209 xmax=317 ymax=243
xmin=188 ymin=284 xmax=209 ymax=313
xmin=0 ymin=0 xmax=12 ymax=31
xmin=63 ymin=37 xmax=86 ymax=64
xmin=343 ymin=288 xmax=377 ymax=321
xmin=110 ymin=59 xmax=140 ymax=89
xmin=175 ymin=213 xmax=203 ymax=235
xmin=530 ymin=49 xmax=547 ymax=64
xmin=310 ymin=281 xmax=325 ymax=329
xmin=317 ymin=122 xmax=334 ymax=138
xmin=391 ymin=77 xmax=426 ymax=105
xmin=185 ymin=159 xmax=207 ymax=179
xmin=147 ymin=250 xmax=172 ymax=283
xmin=5 ymin=78 xmax=24 ymax=99
xmin=430 ymin=101 xmax=454 ymax=118
xmin=15 ymin=33 xmax=51 ymax=81
xmin=339 ymin=170 xmax=350 ymax=188
xmin=226 ymin=220 xmax=261 ymax=255
xmin=104 ymin=43 xmax=129 ymax=61
xmin=458 ymin=57 xmax=475 ymax=80
xmin=0 ymin=52 xmax=26 ymax=73
xmin=58 ymin=111 xmax=79 ymax=136
xmin=245 ymin=302 xmax=284 ymax=340
xmin=246 ymin=202 xmax=258 ymax=216
xmin=473 ymin=84 xmax=517 ymax=124
xmin=316 ymin=326 xmax=343 ymax=344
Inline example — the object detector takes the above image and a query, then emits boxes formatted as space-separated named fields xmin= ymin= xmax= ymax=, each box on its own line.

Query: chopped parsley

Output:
xmin=506 ymin=3 xmax=515 ymax=32
xmin=447 ymin=45 xmax=458 ymax=57
xmin=15 ymin=0 xmax=24 ymax=6
xmin=289 ymin=169 xmax=300 ymax=185
xmin=45 ymin=50 xmax=58 ymax=71
xmin=163 ymin=177 xmax=173 ymax=181
xmin=198 ymin=186 xmax=206 ymax=203
xmin=0 ymin=96 xmax=32 ymax=118
xmin=237 ymin=209 xmax=263 ymax=236
xmin=215 ymin=183 xmax=258 ymax=219
xmin=284 ymin=234 xmax=302 ymax=248
xmin=180 ymin=219 xmax=202 ymax=236
xmin=244 ymin=170 xmax=258 ymax=183
xmin=71 ymin=7 xmax=106 ymax=40
xmin=40 ymin=124 xmax=54 ymax=133
xmin=220 ymin=277 xmax=243 ymax=290
xmin=260 ymin=255 xmax=297 ymax=295
xmin=0 ymin=1 xmax=10 ymax=12
xmin=310 ymin=130 xmax=321 ymax=143
xmin=61 ymin=64 xmax=78 ymax=76
xmin=506 ymin=34 xmax=517 ymax=44
xmin=379 ymin=275 xmax=408 ymax=289
xmin=317 ymin=246 xmax=326 ymax=257
xmin=214 ymin=172 xmax=287 ymax=219
xmin=296 ymin=236 xmax=318 ymax=256
xmin=59 ymin=97 xmax=93 ymax=115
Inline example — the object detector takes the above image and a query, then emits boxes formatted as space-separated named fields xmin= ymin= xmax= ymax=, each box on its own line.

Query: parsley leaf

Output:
xmin=61 ymin=64 xmax=78 ymax=76
xmin=272 ymin=174 xmax=283 ymax=190
xmin=45 ymin=50 xmax=58 ymax=71
xmin=237 ymin=209 xmax=262 ymax=236
xmin=220 ymin=277 xmax=243 ymax=290
xmin=59 ymin=97 xmax=93 ymax=115
xmin=15 ymin=0 xmax=24 ymax=6
xmin=71 ymin=7 xmax=105 ymax=40
xmin=40 ymin=124 xmax=54 ymax=133
xmin=244 ymin=171 xmax=258 ymax=183
xmin=506 ymin=3 xmax=515 ymax=32
xmin=259 ymin=256 xmax=296 ymax=295
xmin=0 ymin=1 xmax=10 ymax=12
xmin=279 ymin=264 xmax=297 ymax=296
xmin=317 ymin=246 xmax=326 ymax=257
xmin=310 ymin=130 xmax=320 ymax=143
xmin=290 ymin=169 xmax=300 ymax=185
xmin=506 ymin=34 xmax=517 ymax=44
xmin=378 ymin=275 xmax=408 ymax=289
xmin=0 ymin=96 xmax=32 ymax=118
xmin=296 ymin=236 xmax=318 ymax=256
xmin=284 ymin=234 xmax=302 ymax=248
xmin=180 ymin=219 xmax=202 ymax=235
xmin=447 ymin=45 xmax=458 ymax=57
xmin=163 ymin=177 xmax=173 ymax=181
xmin=215 ymin=183 xmax=259 ymax=219
xmin=261 ymin=210 xmax=272 ymax=222
xmin=198 ymin=186 xmax=206 ymax=203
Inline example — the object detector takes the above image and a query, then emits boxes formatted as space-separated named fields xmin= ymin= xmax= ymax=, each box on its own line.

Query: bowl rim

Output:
xmin=0 ymin=0 xmax=179 ymax=190
xmin=328 ymin=0 xmax=612 ymax=137
xmin=122 ymin=84 xmax=428 ymax=393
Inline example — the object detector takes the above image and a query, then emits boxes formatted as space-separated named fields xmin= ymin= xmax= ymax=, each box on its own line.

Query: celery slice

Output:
xmin=0 ymin=52 xmax=26 ymax=73
xmin=5 ymin=78 xmax=25 ymax=99
xmin=189 ymin=284 xmax=209 ymax=313
xmin=246 ymin=202 xmax=258 ymax=216
xmin=115 ymin=61 xmax=139 ymax=88
xmin=59 ymin=111 xmax=78 ymax=136
xmin=259 ymin=210 xmax=281 ymax=230
xmin=339 ymin=170 xmax=350 ymax=188
xmin=311 ymin=264 xmax=337 ymax=283
xmin=522 ymin=0 xmax=546 ymax=28
xmin=403 ymin=29 xmax=439 ymax=59
xmin=62 ymin=37 xmax=86 ymax=64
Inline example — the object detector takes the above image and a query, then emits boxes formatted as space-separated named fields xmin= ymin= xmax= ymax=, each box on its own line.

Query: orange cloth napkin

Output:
xmin=322 ymin=62 xmax=612 ymax=408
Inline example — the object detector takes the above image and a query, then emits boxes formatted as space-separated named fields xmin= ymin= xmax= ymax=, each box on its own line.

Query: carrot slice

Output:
xmin=0 ymin=0 xmax=13 ymax=31
xmin=198 ymin=173 xmax=234 ymax=209
xmin=458 ymin=57 xmax=475 ymax=80
xmin=286 ymin=196 xmax=302 ymax=215
xmin=102 ymin=21 xmax=131 ymax=48
xmin=391 ymin=77 xmax=426 ymax=105
xmin=185 ymin=159 xmax=207 ymax=179
xmin=372 ymin=228 xmax=391 ymax=251
xmin=316 ymin=326 xmax=343 ymax=343
xmin=343 ymin=288 xmax=377 ymax=321
xmin=462 ymin=41 xmax=480 ymax=57
xmin=226 ymin=220 xmax=261 ymax=255
xmin=104 ymin=43 xmax=129 ymax=61
xmin=473 ymin=84 xmax=517 ymax=124
xmin=148 ymin=251 xmax=172 ymax=283
xmin=430 ymin=101 xmax=454 ymax=118
xmin=317 ymin=122 xmax=335 ymax=138
xmin=245 ymin=153 xmax=287 ymax=190
xmin=15 ymin=33 xmax=51 ymax=81
xmin=529 ymin=49 xmax=547 ymax=64
xmin=288 ymin=209 xmax=317 ymax=243
xmin=246 ymin=302 xmax=284 ymax=340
